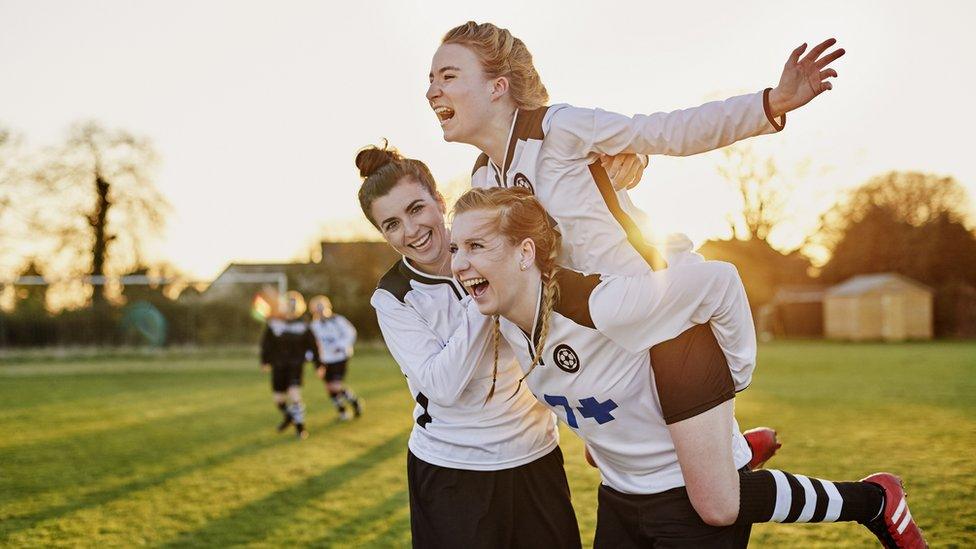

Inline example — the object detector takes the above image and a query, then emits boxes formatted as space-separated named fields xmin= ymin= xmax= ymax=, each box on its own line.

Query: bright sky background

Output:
xmin=2 ymin=0 xmax=974 ymax=279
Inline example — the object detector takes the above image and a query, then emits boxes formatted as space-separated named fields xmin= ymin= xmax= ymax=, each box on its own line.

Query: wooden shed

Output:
xmin=824 ymin=273 xmax=934 ymax=341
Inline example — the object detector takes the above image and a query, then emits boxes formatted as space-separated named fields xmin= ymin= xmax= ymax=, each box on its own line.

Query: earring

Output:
xmin=519 ymin=263 xmax=527 ymax=271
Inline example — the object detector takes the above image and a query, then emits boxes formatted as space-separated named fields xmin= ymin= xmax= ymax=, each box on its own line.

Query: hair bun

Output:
xmin=355 ymin=141 xmax=403 ymax=179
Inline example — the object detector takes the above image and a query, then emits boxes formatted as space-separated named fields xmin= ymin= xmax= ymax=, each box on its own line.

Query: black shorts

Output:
xmin=323 ymin=360 xmax=348 ymax=382
xmin=594 ymin=483 xmax=751 ymax=548
xmin=271 ymin=362 xmax=304 ymax=392
xmin=407 ymin=447 xmax=581 ymax=549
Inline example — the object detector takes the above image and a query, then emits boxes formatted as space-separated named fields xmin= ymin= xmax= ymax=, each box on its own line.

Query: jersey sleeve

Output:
xmin=547 ymin=89 xmax=784 ymax=161
xmin=371 ymin=289 xmax=494 ymax=405
xmin=589 ymin=261 xmax=756 ymax=391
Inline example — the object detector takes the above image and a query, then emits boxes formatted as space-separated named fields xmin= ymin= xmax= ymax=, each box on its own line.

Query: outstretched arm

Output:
xmin=547 ymin=39 xmax=844 ymax=160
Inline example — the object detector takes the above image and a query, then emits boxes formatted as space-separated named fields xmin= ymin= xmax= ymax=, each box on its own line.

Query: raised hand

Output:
xmin=768 ymin=38 xmax=845 ymax=117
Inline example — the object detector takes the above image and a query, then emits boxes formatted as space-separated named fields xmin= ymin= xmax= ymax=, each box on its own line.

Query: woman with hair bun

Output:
xmin=449 ymin=186 xmax=927 ymax=549
xmin=355 ymin=142 xmax=581 ymax=549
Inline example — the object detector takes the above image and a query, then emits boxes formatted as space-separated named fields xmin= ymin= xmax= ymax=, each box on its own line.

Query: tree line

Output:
xmin=1 ymin=124 xmax=975 ymax=347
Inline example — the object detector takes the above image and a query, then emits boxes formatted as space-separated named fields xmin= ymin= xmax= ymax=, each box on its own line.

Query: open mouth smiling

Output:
xmin=434 ymin=106 xmax=455 ymax=126
xmin=409 ymin=231 xmax=433 ymax=250
xmin=461 ymin=277 xmax=489 ymax=298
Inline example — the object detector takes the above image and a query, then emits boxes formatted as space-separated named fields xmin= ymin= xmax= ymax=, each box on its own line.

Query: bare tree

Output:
xmin=717 ymin=144 xmax=794 ymax=244
xmin=31 ymin=122 xmax=170 ymax=305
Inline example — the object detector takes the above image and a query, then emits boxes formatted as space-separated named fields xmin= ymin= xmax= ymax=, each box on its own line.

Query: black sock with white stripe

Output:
xmin=737 ymin=469 xmax=885 ymax=525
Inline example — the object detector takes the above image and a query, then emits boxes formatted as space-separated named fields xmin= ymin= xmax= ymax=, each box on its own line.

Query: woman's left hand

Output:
xmin=768 ymin=38 xmax=845 ymax=117
xmin=602 ymin=153 xmax=650 ymax=191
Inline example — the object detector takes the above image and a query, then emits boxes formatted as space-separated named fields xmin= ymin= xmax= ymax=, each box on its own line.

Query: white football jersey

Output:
xmin=471 ymin=89 xmax=784 ymax=277
xmin=498 ymin=268 xmax=754 ymax=495
xmin=371 ymin=258 xmax=559 ymax=471
xmin=310 ymin=314 xmax=357 ymax=364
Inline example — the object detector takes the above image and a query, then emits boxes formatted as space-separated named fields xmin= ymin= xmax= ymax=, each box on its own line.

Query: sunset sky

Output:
xmin=2 ymin=0 xmax=973 ymax=280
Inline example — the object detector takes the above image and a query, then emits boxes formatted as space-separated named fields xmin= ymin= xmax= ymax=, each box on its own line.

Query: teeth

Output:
xmin=434 ymin=106 xmax=455 ymax=121
xmin=409 ymin=232 xmax=432 ymax=248
xmin=461 ymin=278 xmax=486 ymax=288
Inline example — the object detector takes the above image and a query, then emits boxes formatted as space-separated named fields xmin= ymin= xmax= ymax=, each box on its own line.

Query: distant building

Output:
xmin=824 ymin=273 xmax=934 ymax=341
xmin=200 ymin=262 xmax=296 ymax=302
xmin=758 ymin=285 xmax=826 ymax=340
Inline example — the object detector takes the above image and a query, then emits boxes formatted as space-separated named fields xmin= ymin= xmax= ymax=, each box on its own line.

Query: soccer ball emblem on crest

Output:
xmin=513 ymin=173 xmax=534 ymax=193
xmin=553 ymin=344 xmax=580 ymax=373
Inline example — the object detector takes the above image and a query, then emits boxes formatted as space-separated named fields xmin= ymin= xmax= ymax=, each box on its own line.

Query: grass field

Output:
xmin=2 ymin=342 xmax=974 ymax=547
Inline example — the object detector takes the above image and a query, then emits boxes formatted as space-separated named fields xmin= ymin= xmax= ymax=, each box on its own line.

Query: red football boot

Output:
xmin=861 ymin=473 xmax=928 ymax=548
xmin=743 ymin=427 xmax=782 ymax=470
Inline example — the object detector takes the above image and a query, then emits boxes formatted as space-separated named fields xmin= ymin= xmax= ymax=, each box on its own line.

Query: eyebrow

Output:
xmin=428 ymin=65 xmax=461 ymax=78
xmin=380 ymin=199 xmax=425 ymax=228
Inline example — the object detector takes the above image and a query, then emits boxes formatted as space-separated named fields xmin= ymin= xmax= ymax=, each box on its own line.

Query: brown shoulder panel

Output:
xmin=553 ymin=269 xmax=601 ymax=329
xmin=471 ymin=153 xmax=490 ymax=176
xmin=502 ymin=106 xmax=550 ymax=176
xmin=649 ymin=323 xmax=734 ymax=424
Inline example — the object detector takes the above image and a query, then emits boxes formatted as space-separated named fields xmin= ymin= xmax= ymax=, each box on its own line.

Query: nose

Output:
xmin=451 ymin=249 xmax=469 ymax=277
xmin=403 ymin=217 xmax=422 ymax=239
xmin=426 ymin=80 xmax=439 ymax=103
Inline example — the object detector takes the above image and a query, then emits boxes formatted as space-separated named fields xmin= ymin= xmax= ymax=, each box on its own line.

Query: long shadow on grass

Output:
xmin=156 ymin=429 xmax=410 ymax=548
xmin=0 ymin=401 xmax=269 ymax=503
xmin=1 ymin=382 xmax=405 ymax=504
xmin=307 ymin=488 xmax=409 ymax=547
xmin=0 ymin=414 xmax=331 ymax=539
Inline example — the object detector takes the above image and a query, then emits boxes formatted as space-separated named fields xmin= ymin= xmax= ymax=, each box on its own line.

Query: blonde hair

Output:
xmin=452 ymin=187 xmax=561 ymax=401
xmin=442 ymin=21 xmax=549 ymax=110
xmin=309 ymin=295 xmax=333 ymax=318
xmin=283 ymin=290 xmax=306 ymax=320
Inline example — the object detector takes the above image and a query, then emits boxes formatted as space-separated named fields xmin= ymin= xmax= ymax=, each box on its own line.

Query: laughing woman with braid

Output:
xmin=427 ymin=20 xmax=827 ymax=469
xmin=355 ymin=143 xmax=581 ymax=549
xmin=449 ymin=187 xmax=927 ymax=548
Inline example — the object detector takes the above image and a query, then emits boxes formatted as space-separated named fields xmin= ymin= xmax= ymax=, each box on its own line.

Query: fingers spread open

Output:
xmin=820 ymin=68 xmax=838 ymax=80
xmin=788 ymin=42 xmax=808 ymax=65
xmin=815 ymin=48 xmax=846 ymax=69
xmin=802 ymin=37 xmax=837 ymax=64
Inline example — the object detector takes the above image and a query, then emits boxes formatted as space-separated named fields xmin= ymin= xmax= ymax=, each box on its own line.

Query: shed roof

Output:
xmin=826 ymin=273 xmax=933 ymax=297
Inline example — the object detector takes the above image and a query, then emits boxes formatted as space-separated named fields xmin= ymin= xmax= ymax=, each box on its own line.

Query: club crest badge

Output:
xmin=553 ymin=343 xmax=580 ymax=373
xmin=513 ymin=172 xmax=534 ymax=193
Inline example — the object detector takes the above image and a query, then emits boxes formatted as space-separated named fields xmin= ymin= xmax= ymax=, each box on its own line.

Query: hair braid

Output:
xmin=485 ymin=315 xmax=501 ymax=405
xmin=511 ymin=259 xmax=560 ymax=396
xmin=452 ymin=186 xmax=561 ymax=402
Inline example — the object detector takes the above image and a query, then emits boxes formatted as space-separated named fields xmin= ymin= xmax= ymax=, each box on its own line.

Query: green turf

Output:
xmin=1 ymin=342 xmax=974 ymax=547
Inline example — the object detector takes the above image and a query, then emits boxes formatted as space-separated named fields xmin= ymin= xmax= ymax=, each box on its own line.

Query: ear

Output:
xmin=519 ymin=237 xmax=537 ymax=266
xmin=489 ymin=76 xmax=510 ymax=102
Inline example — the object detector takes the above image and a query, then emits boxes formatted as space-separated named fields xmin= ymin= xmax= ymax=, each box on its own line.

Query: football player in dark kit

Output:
xmin=260 ymin=290 xmax=323 ymax=439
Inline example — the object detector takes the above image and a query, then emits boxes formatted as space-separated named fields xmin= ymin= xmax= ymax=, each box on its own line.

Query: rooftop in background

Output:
xmin=826 ymin=273 xmax=933 ymax=297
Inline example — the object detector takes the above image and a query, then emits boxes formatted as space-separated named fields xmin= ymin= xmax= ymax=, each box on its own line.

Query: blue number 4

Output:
xmin=544 ymin=394 xmax=617 ymax=428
